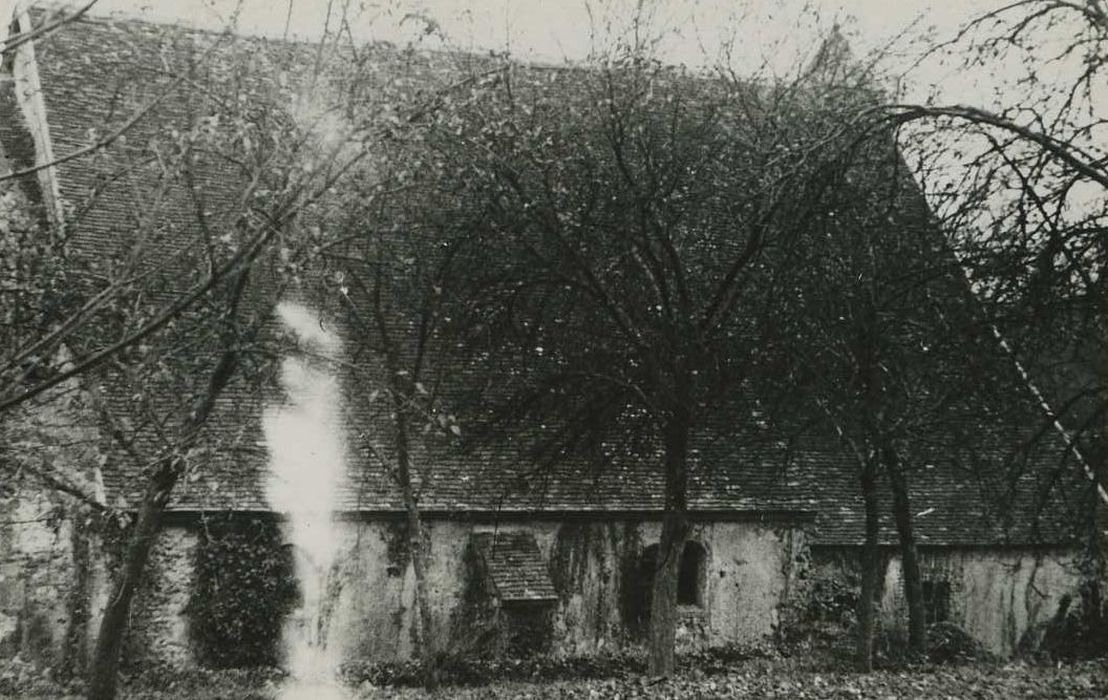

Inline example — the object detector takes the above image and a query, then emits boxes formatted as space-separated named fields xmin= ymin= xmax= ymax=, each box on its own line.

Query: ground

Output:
xmin=3 ymin=657 xmax=1107 ymax=699
xmin=406 ymin=665 xmax=1108 ymax=699
xmin=359 ymin=663 xmax=1107 ymax=699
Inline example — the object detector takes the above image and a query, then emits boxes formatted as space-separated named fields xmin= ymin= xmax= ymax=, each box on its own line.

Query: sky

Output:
xmin=1 ymin=0 xmax=1038 ymax=108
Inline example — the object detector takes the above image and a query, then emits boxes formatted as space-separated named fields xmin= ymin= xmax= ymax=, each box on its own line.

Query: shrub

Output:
xmin=121 ymin=663 xmax=286 ymax=696
xmin=339 ymin=645 xmax=782 ymax=688
xmin=340 ymin=656 xmax=492 ymax=687
xmin=926 ymin=622 xmax=992 ymax=664
xmin=187 ymin=515 xmax=299 ymax=668
xmin=682 ymin=643 xmax=776 ymax=675
xmin=804 ymin=577 xmax=859 ymax=624
xmin=872 ymin=621 xmax=992 ymax=666
xmin=1033 ymin=583 xmax=1108 ymax=661
xmin=778 ymin=574 xmax=859 ymax=651
xmin=0 ymin=655 xmax=75 ymax=697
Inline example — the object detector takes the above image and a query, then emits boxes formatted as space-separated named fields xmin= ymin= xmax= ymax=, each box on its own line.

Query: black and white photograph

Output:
xmin=0 ymin=0 xmax=1105 ymax=697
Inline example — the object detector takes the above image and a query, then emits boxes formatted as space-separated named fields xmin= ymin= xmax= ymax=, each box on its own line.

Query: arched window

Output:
xmin=677 ymin=541 xmax=707 ymax=606
xmin=627 ymin=540 xmax=707 ymax=634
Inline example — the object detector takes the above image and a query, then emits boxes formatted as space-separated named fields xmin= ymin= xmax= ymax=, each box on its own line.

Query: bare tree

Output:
xmin=0 ymin=5 xmax=261 ymax=417
xmin=301 ymin=62 xmax=499 ymax=687
xmin=80 ymin=36 xmax=507 ymax=699
xmin=399 ymin=43 xmax=882 ymax=672
xmin=2 ymin=7 xmax=521 ymax=692
xmin=318 ymin=207 xmax=469 ymax=689
xmin=0 ymin=18 xmax=382 ymax=698
xmin=882 ymin=0 xmax=1108 ymax=590
xmin=782 ymin=124 xmax=1009 ymax=665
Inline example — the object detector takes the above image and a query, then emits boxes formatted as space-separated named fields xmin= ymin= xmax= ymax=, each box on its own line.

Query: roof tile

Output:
xmin=473 ymin=530 xmax=558 ymax=602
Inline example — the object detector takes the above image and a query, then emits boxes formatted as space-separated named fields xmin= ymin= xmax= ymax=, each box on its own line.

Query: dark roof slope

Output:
xmin=1 ymin=8 xmax=1086 ymax=547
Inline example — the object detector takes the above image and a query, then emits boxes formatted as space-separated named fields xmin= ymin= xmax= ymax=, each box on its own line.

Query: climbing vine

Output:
xmin=188 ymin=515 xmax=299 ymax=668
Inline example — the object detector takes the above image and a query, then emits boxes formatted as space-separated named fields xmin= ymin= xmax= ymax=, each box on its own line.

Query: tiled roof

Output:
xmin=802 ymin=429 xmax=1085 ymax=547
xmin=472 ymin=531 xmax=558 ymax=602
xmin=1 ymin=8 xmax=1088 ymax=547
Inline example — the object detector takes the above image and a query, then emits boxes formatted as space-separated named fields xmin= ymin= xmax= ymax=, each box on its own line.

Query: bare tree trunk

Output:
xmin=86 ymin=464 xmax=174 ymax=700
xmin=392 ymin=389 xmax=439 ymax=690
xmin=367 ymin=238 xmax=441 ymax=688
xmin=856 ymin=455 xmax=881 ymax=672
xmin=1097 ymin=439 xmax=1108 ymax=618
xmin=648 ymin=406 xmax=690 ymax=676
xmin=408 ymin=516 xmax=437 ymax=689
xmin=1090 ymin=447 xmax=1108 ymax=656
xmin=885 ymin=445 xmax=925 ymax=657
xmin=1096 ymin=290 xmax=1108 ymax=622
xmin=87 ymin=341 xmax=240 ymax=699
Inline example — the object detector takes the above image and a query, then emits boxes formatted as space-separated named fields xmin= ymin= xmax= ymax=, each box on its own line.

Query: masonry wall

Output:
xmin=14 ymin=512 xmax=1095 ymax=668
xmin=120 ymin=516 xmax=806 ymax=667
xmin=119 ymin=527 xmax=199 ymax=667
xmin=0 ymin=380 xmax=101 ymax=672
xmin=811 ymin=545 xmax=1087 ymax=657
xmin=0 ymin=491 xmax=86 ymax=666
xmin=318 ymin=517 xmax=807 ymax=662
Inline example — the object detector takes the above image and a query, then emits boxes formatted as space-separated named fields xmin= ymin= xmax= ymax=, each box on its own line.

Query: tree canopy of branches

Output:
xmin=887 ymin=0 xmax=1108 ymax=569
xmin=288 ymin=51 xmax=499 ymax=688
xmin=375 ymin=47 xmax=887 ymax=673
xmin=779 ymin=119 xmax=1048 ymax=664
xmin=0 ymin=11 xmax=395 ymax=696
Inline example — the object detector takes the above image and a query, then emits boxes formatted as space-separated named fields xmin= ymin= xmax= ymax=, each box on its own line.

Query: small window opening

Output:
xmin=677 ymin=541 xmax=707 ymax=606
xmin=640 ymin=544 xmax=660 ymax=578
xmin=627 ymin=544 xmax=660 ymax=634
xmin=922 ymin=580 xmax=951 ymax=624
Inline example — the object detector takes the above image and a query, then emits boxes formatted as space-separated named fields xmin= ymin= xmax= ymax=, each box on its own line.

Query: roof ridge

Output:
xmin=18 ymin=3 xmax=719 ymax=79
xmin=24 ymin=3 xmax=308 ymax=48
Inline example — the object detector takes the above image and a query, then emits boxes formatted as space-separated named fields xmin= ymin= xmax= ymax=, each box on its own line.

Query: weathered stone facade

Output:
xmin=121 ymin=528 xmax=199 ymax=668
xmin=810 ymin=546 xmax=1088 ymax=657
xmin=1 ymin=499 xmax=1099 ymax=670
xmin=0 ymin=492 xmax=85 ymax=666
xmin=106 ymin=516 xmax=807 ymax=667
xmin=0 ymin=354 xmax=103 ymax=670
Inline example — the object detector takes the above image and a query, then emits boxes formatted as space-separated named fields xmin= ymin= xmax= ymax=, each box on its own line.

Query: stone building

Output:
xmin=0 ymin=4 xmax=1097 ymax=675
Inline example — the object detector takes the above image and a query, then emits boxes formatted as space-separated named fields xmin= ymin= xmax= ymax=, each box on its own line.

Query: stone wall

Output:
xmin=0 ymin=492 xmax=85 ymax=667
xmin=118 ymin=527 xmax=199 ymax=668
xmin=876 ymin=547 xmax=1082 ymax=656
xmin=811 ymin=545 xmax=1087 ymax=657
xmin=701 ymin=522 xmax=808 ymax=648
xmin=0 ymin=377 xmax=101 ymax=672
xmin=120 ymin=516 xmax=806 ymax=667
xmin=14 ymin=507 xmax=1094 ymax=668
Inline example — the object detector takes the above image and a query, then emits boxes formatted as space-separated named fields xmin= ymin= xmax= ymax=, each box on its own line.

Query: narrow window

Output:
xmin=628 ymin=544 xmax=660 ymax=635
xmin=640 ymin=544 xmax=660 ymax=578
xmin=677 ymin=541 xmax=707 ymax=606
xmin=922 ymin=580 xmax=951 ymax=624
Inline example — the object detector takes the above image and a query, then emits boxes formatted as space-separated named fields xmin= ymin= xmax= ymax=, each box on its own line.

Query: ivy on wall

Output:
xmin=187 ymin=515 xmax=299 ymax=668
